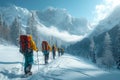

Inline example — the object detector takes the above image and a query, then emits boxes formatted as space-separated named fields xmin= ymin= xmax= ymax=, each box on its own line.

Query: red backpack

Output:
xmin=42 ymin=41 xmax=49 ymax=51
xmin=20 ymin=35 xmax=31 ymax=53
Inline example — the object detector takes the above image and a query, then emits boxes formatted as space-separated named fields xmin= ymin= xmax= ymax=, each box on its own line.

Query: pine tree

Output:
xmin=27 ymin=12 xmax=38 ymax=45
xmin=0 ymin=14 xmax=3 ymax=26
xmin=0 ymin=14 xmax=3 ymax=38
xmin=116 ymin=26 xmax=120 ymax=69
xmin=10 ymin=17 xmax=20 ymax=45
xmin=102 ymin=32 xmax=114 ymax=69
xmin=90 ymin=38 xmax=96 ymax=63
xmin=2 ymin=21 xmax=10 ymax=41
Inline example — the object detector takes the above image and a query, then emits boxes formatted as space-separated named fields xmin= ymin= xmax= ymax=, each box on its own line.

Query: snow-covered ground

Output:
xmin=0 ymin=45 xmax=120 ymax=80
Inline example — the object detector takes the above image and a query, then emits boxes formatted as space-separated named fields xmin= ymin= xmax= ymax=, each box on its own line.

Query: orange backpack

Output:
xmin=42 ymin=41 xmax=49 ymax=51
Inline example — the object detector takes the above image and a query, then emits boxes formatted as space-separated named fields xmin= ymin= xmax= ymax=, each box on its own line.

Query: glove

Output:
xmin=36 ymin=49 xmax=39 ymax=52
xmin=36 ymin=47 xmax=38 ymax=52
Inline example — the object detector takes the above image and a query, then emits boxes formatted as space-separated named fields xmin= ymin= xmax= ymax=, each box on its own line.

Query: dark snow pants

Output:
xmin=24 ymin=51 xmax=33 ymax=74
xmin=43 ymin=51 xmax=49 ymax=64
xmin=53 ymin=51 xmax=56 ymax=59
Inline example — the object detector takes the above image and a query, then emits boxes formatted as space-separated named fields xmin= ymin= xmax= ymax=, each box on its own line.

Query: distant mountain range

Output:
xmin=0 ymin=5 xmax=90 ymax=35
xmin=0 ymin=5 xmax=91 ymax=46
xmin=67 ymin=5 xmax=120 ymax=58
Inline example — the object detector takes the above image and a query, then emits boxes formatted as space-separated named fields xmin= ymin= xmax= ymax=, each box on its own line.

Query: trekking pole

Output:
xmin=37 ymin=51 xmax=40 ymax=71
xmin=21 ymin=55 xmax=24 ymax=72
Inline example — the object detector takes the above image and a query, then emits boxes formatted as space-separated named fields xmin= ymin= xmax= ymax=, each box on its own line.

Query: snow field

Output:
xmin=0 ymin=45 xmax=120 ymax=80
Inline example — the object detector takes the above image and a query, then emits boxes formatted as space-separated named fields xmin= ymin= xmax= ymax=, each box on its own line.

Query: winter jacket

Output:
xmin=23 ymin=35 xmax=37 ymax=68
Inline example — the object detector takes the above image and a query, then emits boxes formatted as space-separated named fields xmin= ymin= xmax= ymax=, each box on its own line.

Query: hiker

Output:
xmin=61 ymin=48 xmax=64 ymax=55
xmin=52 ymin=45 xmax=56 ymax=59
xmin=42 ymin=41 xmax=51 ymax=64
xmin=19 ymin=35 xmax=38 ymax=75
xmin=58 ymin=48 xmax=61 ymax=57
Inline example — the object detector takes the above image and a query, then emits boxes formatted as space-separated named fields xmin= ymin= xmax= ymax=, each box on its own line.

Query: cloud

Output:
xmin=37 ymin=24 xmax=86 ymax=42
xmin=93 ymin=0 xmax=120 ymax=25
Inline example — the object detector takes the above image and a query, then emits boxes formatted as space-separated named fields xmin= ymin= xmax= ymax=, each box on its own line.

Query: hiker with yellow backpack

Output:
xmin=19 ymin=35 xmax=38 ymax=76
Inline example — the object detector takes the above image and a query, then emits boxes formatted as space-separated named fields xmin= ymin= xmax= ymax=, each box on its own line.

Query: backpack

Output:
xmin=20 ymin=35 xmax=31 ymax=53
xmin=42 ymin=41 xmax=49 ymax=51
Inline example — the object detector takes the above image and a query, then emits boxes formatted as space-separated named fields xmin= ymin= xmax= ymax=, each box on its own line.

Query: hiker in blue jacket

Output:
xmin=20 ymin=35 xmax=38 ymax=75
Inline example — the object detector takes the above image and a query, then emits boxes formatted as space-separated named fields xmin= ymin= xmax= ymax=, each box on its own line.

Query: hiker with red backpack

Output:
xmin=61 ymin=48 xmax=64 ymax=55
xmin=58 ymin=47 xmax=61 ymax=57
xmin=19 ymin=35 xmax=38 ymax=76
xmin=42 ymin=41 xmax=51 ymax=64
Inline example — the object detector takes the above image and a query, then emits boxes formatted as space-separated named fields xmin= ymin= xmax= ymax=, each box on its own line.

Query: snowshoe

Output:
xmin=21 ymin=72 xmax=32 ymax=78
xmin=45 ymin=62 xmax=48 ymax=65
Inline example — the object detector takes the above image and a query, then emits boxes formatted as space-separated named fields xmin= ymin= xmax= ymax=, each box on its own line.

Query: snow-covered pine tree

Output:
xmin=116 ymin=26 xmax=120 ymax=69
xmin=0 ymin=14 xmax=3 ymax=26
xmin=103 ymin=32 xmax=115 ymax=69
xmin=27 ymin=12 xmax=38 ymax=45
xmin=55 ymin=40 xmax=58 ymax=48
xmin=2 ymin=21 xmax=10 ymax=41
xmin=0 ymin=14 xmax=11 ymax=41
xmin=90 ymin=38 xmax=96 ymax=63
xmin=0 ymin=14 xmax=3 ymax=38
xmin=10 ymin=17 xmax=20 ymax=45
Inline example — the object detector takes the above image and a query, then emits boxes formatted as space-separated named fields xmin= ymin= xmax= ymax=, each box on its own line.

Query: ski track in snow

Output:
xmin=0 ymin=45 xmax=120 ymax=80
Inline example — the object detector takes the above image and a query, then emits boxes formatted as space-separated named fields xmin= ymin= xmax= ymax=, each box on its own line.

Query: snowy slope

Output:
xmin=0 ymin=45 xmax=120 ymax=80
xmin=90 ymin=5 xmax=120 ymax=37
xmin=30 ymin=55 xmax=120 ymax=80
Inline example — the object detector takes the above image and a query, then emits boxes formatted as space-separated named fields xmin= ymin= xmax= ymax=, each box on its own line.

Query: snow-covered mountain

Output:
xmin=36 ymin=7 xmax=89 ymax=35
xmin=0 ymin=5 xmax=31 ymax=26
xmin=0 ymin=5 xmax=89 ymax=45
xmin=66 ymin=5 xmax=120 ymax=63
xmin=90 ymin=5 xmax=120 ymax=37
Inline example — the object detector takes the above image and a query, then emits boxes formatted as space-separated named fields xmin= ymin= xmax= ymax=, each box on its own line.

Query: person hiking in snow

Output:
xmin=19 ymin=35 xmax=38 ymax=75
xmin=52 ymin=45 xmax=56 ymax=59
xmin=58 ymin=48 xmax=61 ymax=57
xmin=42 ymin=41 xmax=51 ymax=64
xmin=61 ymin=48 xmax=64 ymax=55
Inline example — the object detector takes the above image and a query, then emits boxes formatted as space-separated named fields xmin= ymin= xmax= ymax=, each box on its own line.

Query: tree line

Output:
xmin=0 ymin=13 xmax=38 ymax=46
xmin=67 ymin=25 xmax=120 ymax=70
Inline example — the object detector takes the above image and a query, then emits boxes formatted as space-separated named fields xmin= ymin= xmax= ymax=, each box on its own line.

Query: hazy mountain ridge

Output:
xmin=90 ymin=5 xmax=120 ymax=37
xmin=0 ymin=5 xmax=89 ymax=35
xmin=36 ymin=7 xmax=89 ymax=35
xmin=67 ymin=6 xmax=120 ymax=62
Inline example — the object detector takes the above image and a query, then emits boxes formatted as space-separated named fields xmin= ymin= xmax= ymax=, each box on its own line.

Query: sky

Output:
xmin=0 ymin=0 xmax=120 ymax=24
xmin=0 ymin=0 xmax=102 ymax=20
xmin=0 ymin=0 xmax=120 ymax=42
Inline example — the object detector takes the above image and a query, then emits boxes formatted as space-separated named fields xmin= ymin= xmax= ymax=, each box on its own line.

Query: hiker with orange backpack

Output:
xmin=19 ymin=35 xmax=38 ymax=76
xmin=42 ymin=41 xmax=51 ymax=64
